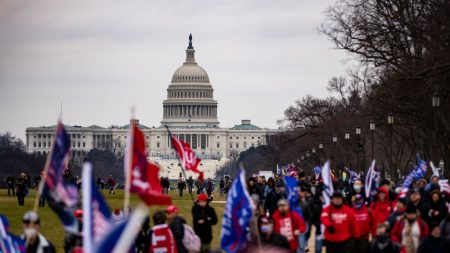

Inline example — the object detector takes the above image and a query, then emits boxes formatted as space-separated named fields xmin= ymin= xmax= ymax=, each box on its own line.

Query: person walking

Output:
xmin=320 ymin=192 xmax=358 ymax=253
xmin=192 ymin=194 xmax=218 ymax=253
xmin=219 ymin=177 xmax=225 ymax=196
xmin=177 ymin=178 xmax=186 ymax=197
xmin=21 ymin=211 xmax=56 ymax=253
xmin=107 ymin=175 xmax=115 ymax=194
xmin=272 ymin=199 xmax=306 ymax=253
xmin=370 ymin=187 xmax=392 ymax=236
xmin=148 ymin=211 xmax=178 ymax=253
xmin=166 ymin=205 xmax=188 ymax=253
xmin=186 ymin=176 xmax=194 ymax=193
xmin=391 ymin=205 xmax=429 ymax=253
xmin=6 ymin=175 xmax=15 ymax=196
xmin=16 ymin=173 xmax=27 ymax=206
xmin=351 ymin=194 xmax=371 ymax=253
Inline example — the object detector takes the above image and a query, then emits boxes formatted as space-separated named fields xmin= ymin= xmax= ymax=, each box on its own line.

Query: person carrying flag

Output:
xmin=21 ymin=211 xmax=56 ymax=253
xmin=166 ymin=205 xmax=188 ymax=253
xmin=320 ymin=191 xmax=358 ymax=253
xmin=272 ymin=199 xmax=306 ymax=253
xmin=192 ymin=193 xmax=218 ymax=253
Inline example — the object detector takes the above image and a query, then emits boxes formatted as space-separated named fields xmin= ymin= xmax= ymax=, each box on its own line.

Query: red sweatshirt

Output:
xmin=390 ymin=217 xmax=428 ymax=252
xmin=352 ymin=205 xmax=371 ymax=239
xmin=370 ymin=188 xmax=392 ymax=236
xmin=320 ymin=204 xmax=358 ymax=242
xmin=272 ymin=210 xmax=306 ymax=251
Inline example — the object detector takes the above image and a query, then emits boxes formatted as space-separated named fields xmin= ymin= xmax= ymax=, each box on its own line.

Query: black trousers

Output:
xmin=352 ymin=238 xmax=369 ymax=253
xmin=325 ymin=240 xmax=351 ymax=253
xmin=17 ymin=194 xmax=25 ymax=206
xmin=7 ymin=185 xmax=15 ymax=196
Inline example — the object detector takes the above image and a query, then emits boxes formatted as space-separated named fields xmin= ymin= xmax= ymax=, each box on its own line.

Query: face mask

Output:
xmin=260 ymin=224 xmax=273 ymax=233
xmin=354 ymin=202 xmax=363 ymax=209
xmin=25 ymin=228 xmax=37 ymax=238
xmin=407 ymin=218 xmax=416 ymax=224
xmin=279 ymin=210 xmax=287 ymax=216
xmin=311 ymin=186 xmax=316 ymax=195
xmin=353 ymin=185 xmax=362 ymax=192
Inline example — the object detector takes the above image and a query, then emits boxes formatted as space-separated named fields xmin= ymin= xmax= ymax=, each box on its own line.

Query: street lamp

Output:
xmin=312 ymin=147 xmax=316 ymax=154
xmin=388 ymin=113 xmax=394 ymax=177
xmin=356 ymin=126 xmax=361 ymax=171
xmin=432 ymin=92 xmax=440 ymax=163
xmin=319 ymin=143 xmax=324 ymax=150
xmin=370 ymin=120 xmax=375 ymax=160
xmin=345 ymin=131 xmax=350 ymax=166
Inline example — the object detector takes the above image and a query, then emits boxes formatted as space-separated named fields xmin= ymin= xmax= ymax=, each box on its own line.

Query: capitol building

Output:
xmin=26 ymin=35 xmax=277 ymax=179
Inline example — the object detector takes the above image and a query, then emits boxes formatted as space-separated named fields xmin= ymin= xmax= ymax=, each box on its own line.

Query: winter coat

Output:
xmin=260 ymin=233 xmax=290 ymax=250
xmin=191 ymin=203 xmax=218 ymax=244
xmin=22 ymin=233 xmax=56 ymax=253
xmin=272 ymin=210 xmax=306 ymax=251
xmin=353 ymin=205 xmax=371 ymax=239
xmin=370 ymin=235 xmax=399 ymax=253
xmin=390 ymin=217 xmax=429 ymax=250
xmin=423 ymin=199 xmax=446 ymax=228
xmin=370 ymin=188 xmax=392 ymax=236
xmin=168 ymin=216 xmax=187 ymax=253
xmin=320 ymin=204 xmax=358 ymax=242
xmin=417 ymin=235 xmax=449 ymax=253
xmin=440 ymin=217 xmax=450 ymax=243
xmin=264 ymin=191 xmax=286 ymax=215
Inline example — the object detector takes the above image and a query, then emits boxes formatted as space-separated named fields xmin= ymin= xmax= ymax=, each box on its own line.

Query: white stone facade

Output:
xmin=25 ymin=35 xmax=277 ymax=179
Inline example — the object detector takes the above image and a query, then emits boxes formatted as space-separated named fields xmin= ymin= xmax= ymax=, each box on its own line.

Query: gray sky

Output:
xmin=0 ymin=0 xmax=349 ymax=140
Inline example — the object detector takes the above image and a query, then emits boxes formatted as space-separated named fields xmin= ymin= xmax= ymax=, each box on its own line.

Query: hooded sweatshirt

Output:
xmin=370 ymin=187 xmax=392 ymax=236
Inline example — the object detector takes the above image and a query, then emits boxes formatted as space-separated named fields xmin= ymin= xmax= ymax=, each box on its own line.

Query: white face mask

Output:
xmin=353 ymin=185 xmax=362 ymax=192
xmin=260 ymin=224 xmax=273 ymax=233
xmin=311 ymin=186 xmax=316 ymax=195
xmin=24 ymin=228 xmax=37 ymax=238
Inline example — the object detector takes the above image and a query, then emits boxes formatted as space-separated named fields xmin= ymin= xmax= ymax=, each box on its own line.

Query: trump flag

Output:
xmin=220 ymin=168 xmax=255 ymax=253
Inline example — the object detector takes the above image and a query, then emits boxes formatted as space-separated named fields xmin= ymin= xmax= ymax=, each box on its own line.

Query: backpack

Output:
xmin=182 ymin=224 xmax=201 ymax=252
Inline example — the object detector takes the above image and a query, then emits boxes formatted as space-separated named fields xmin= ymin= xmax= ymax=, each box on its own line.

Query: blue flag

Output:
xmin=413 ymin=160 xmax=428 ymax=180
xmin=284 ymin=175 xmax=303 ymax=218
xmin=83 ymin=162 xmax=112 ymax=253
xmin=0 ymin=215 xmax=26 ymax=253
xmin=220 ymin=169 xmax=255 ymax=253
xmin=41 ymin=122 xmax=79 ymax=233
xmin=364 ymin=160 xmax=380 ymax=199
xmin=321 ymin=161 xmax=334 ymax=207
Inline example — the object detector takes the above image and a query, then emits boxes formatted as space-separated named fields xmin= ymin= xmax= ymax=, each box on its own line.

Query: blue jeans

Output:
xmin=297 ymin=223 xmax=309 ymax=253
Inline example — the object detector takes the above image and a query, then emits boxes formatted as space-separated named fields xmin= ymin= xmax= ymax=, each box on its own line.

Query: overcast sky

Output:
xmin=0 ymin=0 xmax=349 ymax=140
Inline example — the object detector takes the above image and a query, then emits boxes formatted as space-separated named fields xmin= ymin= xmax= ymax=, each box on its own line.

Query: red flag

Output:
xmin=128 ymin=124 xmax=171 ymax=206
xmin=170 ymin=134 xmax=204 ymax=182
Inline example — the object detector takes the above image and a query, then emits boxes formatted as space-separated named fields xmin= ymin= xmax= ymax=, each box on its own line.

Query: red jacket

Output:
xmin=369 ymin=188 xmax=392 ymax=236
xmin=272 ymin=210 xmax=306 ymax=251
xmin=149 ymin=224 xmax=178 ymax=253
xmin=320 ymin=204 xmax=358 ymax=242
xmin=390 ymin=217 xmax=428 ymax=251
xmin=352 ymin=205 xmax=371 ymax=239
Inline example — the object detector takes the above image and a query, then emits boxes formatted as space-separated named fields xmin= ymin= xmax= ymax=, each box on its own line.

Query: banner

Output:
xmin=170 ymin=132 xmax=204 ymax=181
xmin=364 ymin=160 xmax=380 ymax=199
xmin=220 ymin=168 xmax=255 ymax=253
xmin=321 ymin=161 xmax=334 ymax=208
xmin=82 ymin=162 xmax=112 ymax=253
xmin=284 ymin=175 xmax=303 ymax=218
xmin=41 ymin=122 xmax=79 ymax=233
xmin=127 ymin=124 xmax=171 ymax=206
xmin=0 ymin=215 xmax=25 ymax=253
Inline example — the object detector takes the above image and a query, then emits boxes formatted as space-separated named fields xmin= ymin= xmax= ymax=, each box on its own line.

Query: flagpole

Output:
xmin=124 ymin=108 xmax=135 ymax=216
xmin=165 ymin=126 xmax=195 ymax=203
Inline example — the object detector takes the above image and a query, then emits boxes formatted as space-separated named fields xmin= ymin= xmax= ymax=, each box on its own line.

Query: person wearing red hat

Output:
xmin=192 ymin=194 xmax=218 ymax=253
xmin=149 ymin=211 xmax=178 ymax=253
xmin=166 ymin=205 xmax=188 ymax=253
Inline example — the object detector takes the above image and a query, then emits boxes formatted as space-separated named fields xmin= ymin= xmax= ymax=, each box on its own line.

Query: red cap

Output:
xmin=197 ymin=193 xmax=208 ymax=202
xmin=165 ymin=205 xmax=179 ymax=214
xmin=74 ymin=209 xmax=83 ymax=218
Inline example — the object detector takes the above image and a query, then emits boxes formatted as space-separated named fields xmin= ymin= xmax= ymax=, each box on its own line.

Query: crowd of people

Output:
xmin=3 ymin=169 xmax=450 ymax=253
xmin=243 ymin=171 xmax=450 ymax=253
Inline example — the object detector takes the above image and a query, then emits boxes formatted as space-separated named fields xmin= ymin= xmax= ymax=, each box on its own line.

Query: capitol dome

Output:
xmin=171 ymin=64 xmax=210 ymax=83
xmin=161 ymin=34 xmax=219 ymax=128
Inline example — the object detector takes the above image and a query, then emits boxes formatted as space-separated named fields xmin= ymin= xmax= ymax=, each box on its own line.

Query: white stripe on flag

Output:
xmin=112 ymin=204 xmax=149 ymax=253
xmin=82 ymin=162 xmax=93 ymax=253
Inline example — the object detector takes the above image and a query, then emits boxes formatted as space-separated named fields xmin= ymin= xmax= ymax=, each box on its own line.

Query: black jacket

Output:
xmin=169 ymin=216 xmax=188 ymax=253
xmin=264 ymin=191 xmax=286 ymax=216
xmin=417 ymin=235 xmax=449 ymax=253
xmin=192 ymin=203 xmax=218 ymax=244
xmin=370 ymin=235 xmax=399 ymax=253
xmin=260 ymin=233 xmax=290 ymax=250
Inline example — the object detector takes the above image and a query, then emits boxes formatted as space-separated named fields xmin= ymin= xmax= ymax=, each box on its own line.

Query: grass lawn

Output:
xmin=0 ymin=189 xmax=226 ymax=252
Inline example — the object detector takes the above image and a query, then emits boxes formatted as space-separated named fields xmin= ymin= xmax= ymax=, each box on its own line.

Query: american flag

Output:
xmin=0 ymin=215 xmax=25 ymax=253
xmin=82 ymin=162 xmax=112 ymax=253
xmin=439 ymin=179 xmax=450 ymax=196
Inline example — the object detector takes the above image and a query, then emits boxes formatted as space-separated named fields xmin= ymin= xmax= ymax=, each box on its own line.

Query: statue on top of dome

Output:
xmin=188 ymin=33 xmax=193 ymax=49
